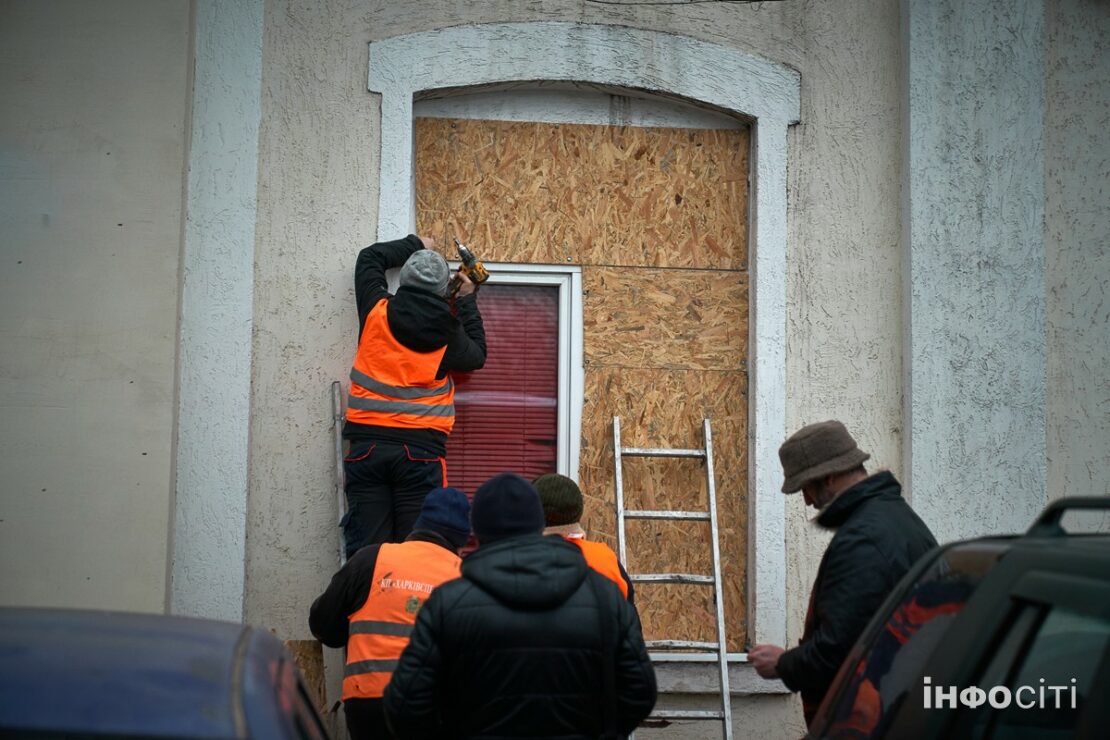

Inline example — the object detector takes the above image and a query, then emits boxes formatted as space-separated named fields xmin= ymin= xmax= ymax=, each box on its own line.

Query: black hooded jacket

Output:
xmin=383 ymin=535 xmax=657 ymax=739
xmin=776 ymin=471 xmax=937 ymax=721
xmin=343 ymin=235 xmax=487 ymax=455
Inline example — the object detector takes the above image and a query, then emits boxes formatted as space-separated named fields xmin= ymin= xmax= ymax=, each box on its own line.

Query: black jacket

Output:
xmin=344 ymin=235 xmax=487 ymax=454
xmin=776 ymin=472 xmax=937 ymax=721
xmin=383 ymin=535 xmax=657 ymax=739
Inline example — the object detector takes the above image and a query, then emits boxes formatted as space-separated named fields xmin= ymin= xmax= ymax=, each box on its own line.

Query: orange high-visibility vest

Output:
xmin=569 ymin=538 xmax=630 ymax=599
xmin=347 ymin=298 xmax=456 ymax=434
xmin=342 ymin=541 xmax=461 ymax=700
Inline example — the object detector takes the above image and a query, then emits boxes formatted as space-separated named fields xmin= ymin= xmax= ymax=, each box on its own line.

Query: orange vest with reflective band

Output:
xmin=347 ymin=298 xmax=456 ymax=434
xmin=569 ymin=538 xmax=629 ymax=599
xmin=342 ymin=541 xmax=461 ymax=700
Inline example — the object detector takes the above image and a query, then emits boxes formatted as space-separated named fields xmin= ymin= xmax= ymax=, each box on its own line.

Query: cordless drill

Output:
xmin=448 ymin=237 xmax=490 ymax=296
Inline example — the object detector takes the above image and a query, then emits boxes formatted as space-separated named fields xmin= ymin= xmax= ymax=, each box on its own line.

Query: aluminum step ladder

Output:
xmin=613 ymin=416 xmax=732 ymax=740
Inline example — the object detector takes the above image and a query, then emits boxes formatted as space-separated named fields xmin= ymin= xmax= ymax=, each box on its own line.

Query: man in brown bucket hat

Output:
xmin=749 ymin=420 xmax=937 ymax=726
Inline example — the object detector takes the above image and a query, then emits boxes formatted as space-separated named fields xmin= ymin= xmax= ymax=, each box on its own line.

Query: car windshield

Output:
xmin=813 ymin=544 xmax=1004 ymax=739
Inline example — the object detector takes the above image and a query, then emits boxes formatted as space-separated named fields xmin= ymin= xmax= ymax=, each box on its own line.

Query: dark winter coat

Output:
xmin=776 ymin=471 xmax=937 ymax=723
xmin=383 ymin=534 xmax=657 ymax=739
xmin=343 ymin=234 xmax=487 ymax=455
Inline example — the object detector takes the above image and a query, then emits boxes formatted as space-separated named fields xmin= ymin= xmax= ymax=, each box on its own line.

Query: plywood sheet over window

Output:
xmin=416 ymin=116 xmax=750 ymax=650
xmin=417 ymin=118 xmax=748 ymax=270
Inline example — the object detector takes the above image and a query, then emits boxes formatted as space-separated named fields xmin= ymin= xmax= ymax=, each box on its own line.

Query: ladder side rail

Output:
xmin=613 ymin=416 xmax=628 ymax=565
xmin=703 ymin=418 xmax=733 ymax=739
xmin=332 ymin=381 xmax=347 ymax=566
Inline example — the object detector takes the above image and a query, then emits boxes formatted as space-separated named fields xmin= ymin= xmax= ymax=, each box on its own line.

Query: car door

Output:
xmin=885 ymin=544 xmax=1110 ymax=740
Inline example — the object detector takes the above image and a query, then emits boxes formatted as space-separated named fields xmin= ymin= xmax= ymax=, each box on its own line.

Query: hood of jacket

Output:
xmin=817 ymin=470 xmax=902 ymax=529
xmin=461 ymin=534 xmax=589 ymax=610
xmin=387 ymin=286 xmax=458 ymax=352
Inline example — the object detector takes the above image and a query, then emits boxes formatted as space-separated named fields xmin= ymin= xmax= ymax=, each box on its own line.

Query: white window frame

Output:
xmin=448 ymin=262 xmax=584 ymax=481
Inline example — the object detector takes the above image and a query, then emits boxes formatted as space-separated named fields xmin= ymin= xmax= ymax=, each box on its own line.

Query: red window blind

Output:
xmin=446 ymin=283 xmax=559 ymax=495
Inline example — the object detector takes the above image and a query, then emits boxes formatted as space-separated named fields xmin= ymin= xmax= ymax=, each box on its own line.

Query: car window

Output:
xmin=964 ymin=606 xmax=1109 ymax=739
xmin=817 ymin=549 xmax=991 ymax=739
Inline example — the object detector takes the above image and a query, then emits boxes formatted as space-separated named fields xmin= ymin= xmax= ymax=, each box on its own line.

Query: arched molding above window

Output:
xmin=369 ymin=22 xmax=798 ymax=650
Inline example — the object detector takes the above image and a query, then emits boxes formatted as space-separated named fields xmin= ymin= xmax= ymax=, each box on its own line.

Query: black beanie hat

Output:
xmin=533 ymin=473 xmax=584 ymax=526
xmin=411 ymin=487 xmax=472 ymax=548
xmin=471 ymin=473 xmax=545 ymax=544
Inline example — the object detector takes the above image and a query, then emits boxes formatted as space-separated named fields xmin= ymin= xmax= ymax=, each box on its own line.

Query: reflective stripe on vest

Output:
xmin=341 ymin=541 xmax=461 ymax=701
xmin=571 ymin=538 xmax=630 ymax=599
xmin=346 ymin=298 xmax=455 ymax=433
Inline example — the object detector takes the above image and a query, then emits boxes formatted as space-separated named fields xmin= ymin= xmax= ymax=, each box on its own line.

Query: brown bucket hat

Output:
xmin=778 ymin=420 xmax=870 ymax=493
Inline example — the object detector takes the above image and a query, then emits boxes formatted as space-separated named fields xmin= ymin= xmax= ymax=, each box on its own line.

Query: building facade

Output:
xmin=2 ymin=1 xmax=1107 ymax=736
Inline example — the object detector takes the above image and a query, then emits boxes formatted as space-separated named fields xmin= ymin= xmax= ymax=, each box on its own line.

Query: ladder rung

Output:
xmin=645 ymin=639 xmax=720 ymax=650
xmin=624 ymin=509 xmax=710 ymax=521
xmin=649 ymin=710 xmax=726 ymax=720
xmin=631 ymin=573 xmax=714 ymax=585
xmin=620 ymin=447 xmax=705 ymax=458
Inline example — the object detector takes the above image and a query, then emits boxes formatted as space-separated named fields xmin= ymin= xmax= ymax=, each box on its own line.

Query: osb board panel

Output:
xmin=414 ymin=114 xmax=751 ymax=649
xmin=415 ymin=117 xmax=749 ymax=269
xmin=577 ymin=368 xmax=748 ymax=650
xmin=283 ymin=639 xmax=326 ymax=713
xmin=583 ymin=266 xmax=748 ymax=371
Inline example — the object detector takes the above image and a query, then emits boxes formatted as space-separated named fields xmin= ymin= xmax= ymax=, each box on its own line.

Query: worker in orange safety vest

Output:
xmin=342 ymin=235 xmax=486 ymax=557
xmin=533 ymin=473 xmax=635 ymax=603
xmin=310 ymin=486 xmax=471 ymax=740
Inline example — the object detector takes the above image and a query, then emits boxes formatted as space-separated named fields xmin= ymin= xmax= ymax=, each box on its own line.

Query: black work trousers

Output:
xmin=344 ymin=697 xmax=390 ymax=739
xmin=342 ymin=440 xmax=446 ymax=559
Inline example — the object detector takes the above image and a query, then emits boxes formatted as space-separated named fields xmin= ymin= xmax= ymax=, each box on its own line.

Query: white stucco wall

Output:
xmin=904 ymin=0 xmax=1047 ymax=541
xmin=245 ymin=0 xmax=383 ymax=633
xmin=0 ymin=0 xmax=190 ymax=611
xmin=1045 ymin=0 xmax=1110 ymax=501
xmin=171 ymin=0 xmax=264 ymax=622
xmin=782 ymin=0 xmax=907 ymax=656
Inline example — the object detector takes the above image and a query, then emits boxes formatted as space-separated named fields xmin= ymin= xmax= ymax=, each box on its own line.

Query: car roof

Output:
xmin=0 ymin=608 xmax=263 ymax=738
xmin=945 ymin=532 xmax=1110 ymax=556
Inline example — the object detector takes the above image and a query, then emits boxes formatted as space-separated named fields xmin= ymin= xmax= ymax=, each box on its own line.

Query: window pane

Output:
xmin=988 ymin=607 xmax=1109 ymax=738
xmin=446 ymin=284 xmax=559 ymax=495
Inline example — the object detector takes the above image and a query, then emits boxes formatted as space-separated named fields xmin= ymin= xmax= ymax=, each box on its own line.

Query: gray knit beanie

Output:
xmin=399 ymin=249 xmax=450 ymax=297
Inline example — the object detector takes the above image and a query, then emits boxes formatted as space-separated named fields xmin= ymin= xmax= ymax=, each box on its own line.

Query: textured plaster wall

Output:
xmin=0 ymin=1 xmax=189 ymax=610
xmin=905 ymin=0 xmax=1047 ymax=541
xmin=781 ymin=0 xmax=907 ymax=658
xmin=1045 ymin=0 xmax=1110 ymax=500
xmin=172 ymin=0 xmax=264 ymax=622
xmin=246 ymin=0 xmax=382 ymax=633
